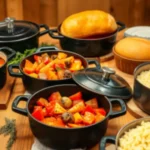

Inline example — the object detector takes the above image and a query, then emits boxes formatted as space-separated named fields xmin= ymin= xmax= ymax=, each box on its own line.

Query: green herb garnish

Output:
xmin=0 ymin=118 xmax=16 ymax=150
xmin=8 ymin=43 xmax=55 ymax=65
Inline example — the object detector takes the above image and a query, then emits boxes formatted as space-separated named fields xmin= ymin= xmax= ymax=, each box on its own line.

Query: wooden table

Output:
xmin=0 ymin=31 xmax=136 ymax=150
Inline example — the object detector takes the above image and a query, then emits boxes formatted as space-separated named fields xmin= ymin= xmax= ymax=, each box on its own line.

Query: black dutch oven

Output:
xmin=0 ymin=47 xmax=16 ymax=89
xmin=48 ymin=21 xmax=125 ymax=57
xmin=8 ymin=46 xmax=100 ymax=94
xmin=0 ymin=17 xmax=51 ymax=53
xmin=12 ymin=84 xmax=127 ymax=149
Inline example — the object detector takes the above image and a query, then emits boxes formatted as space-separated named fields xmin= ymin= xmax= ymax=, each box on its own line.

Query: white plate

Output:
xmin=124 ymin=26 xmax=150 ymax=39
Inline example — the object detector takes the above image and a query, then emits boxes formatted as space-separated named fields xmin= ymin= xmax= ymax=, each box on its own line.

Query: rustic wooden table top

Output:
xmin=0 ymin=30 xmax=137 ymax=150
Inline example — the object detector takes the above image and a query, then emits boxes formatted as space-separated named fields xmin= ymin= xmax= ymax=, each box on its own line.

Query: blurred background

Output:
xmin=0 ymin=0 xmax=150 ymax=27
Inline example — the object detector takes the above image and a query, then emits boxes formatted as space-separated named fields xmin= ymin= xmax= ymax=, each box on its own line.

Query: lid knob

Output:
xmin=102 ymin=67 xmax=115 ymax=81
xmin=5 ymin=17 xmax=15 ymax=33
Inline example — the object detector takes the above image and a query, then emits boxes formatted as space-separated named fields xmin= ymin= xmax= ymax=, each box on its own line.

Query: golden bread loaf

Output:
xmin=114 ymin=37 xmax=150 ymax=60
xmin=60 ymin=10 xmax=117 ymax=38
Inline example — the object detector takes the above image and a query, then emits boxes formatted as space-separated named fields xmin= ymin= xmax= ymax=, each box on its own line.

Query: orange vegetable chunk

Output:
xmin=83 ymin=111 xmax=95 ymax=125
xmin=68 ymin=101 xmax=85 ymax=113
xmin=24 ymin=59 xmax=33 ymax=68
xmin=85 ymin=98 xmax=98 ymax=108
xmin=73 ymin=112 xmax=83 ymax=124
xmin=53 ymin=103 xmax=67 ymax=115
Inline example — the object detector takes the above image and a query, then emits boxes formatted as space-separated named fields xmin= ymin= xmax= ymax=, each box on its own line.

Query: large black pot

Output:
xmin=0 ymin=47 xmax=16 ymax=89
xmin=0 ymin=17 xmax=51 ymax=53
xmin=12 ymin=84 xmax=126 ymax=149
xmin=48 ymin=21 xmax=125 ymax=57
xmin=8 ymin=46 xmax=100 ymax=94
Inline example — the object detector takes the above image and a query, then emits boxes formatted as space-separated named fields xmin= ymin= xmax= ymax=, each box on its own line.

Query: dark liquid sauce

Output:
xmin=0 ymin=57 xmax=5 ymax=67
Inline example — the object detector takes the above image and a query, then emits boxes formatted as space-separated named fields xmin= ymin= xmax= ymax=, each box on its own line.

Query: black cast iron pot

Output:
xmin=0 ymin=17 xmax=51 ymax=53
xmin=12 ymin=84 xmax=126 ymax=149
xmin=0 ymin=47 xmax=16 ymax=89
xmin=8 ymin=46 xmax=100 ymax=94
xmin=48 ymin=21 xmax=125 ymax=57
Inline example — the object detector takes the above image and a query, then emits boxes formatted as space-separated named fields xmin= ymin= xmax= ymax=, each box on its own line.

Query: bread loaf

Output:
xmin=114 ymin=37 xmax=150 ymax=60
xmin=60 ymin=10 xmax=117 ymax=38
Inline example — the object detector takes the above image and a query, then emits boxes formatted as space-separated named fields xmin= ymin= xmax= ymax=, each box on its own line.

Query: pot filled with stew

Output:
xmin=12 ymin=84 xmax=127 ymax=149
xmin=8 ymin=46 xmax=100 ymax=94
xmin=0 ymin=17 xmax=51 ymax=53
xmin=49 ymin=10 xmax=125 ymax=57
xmin=0 ymin=47 xmax=16 ymax=89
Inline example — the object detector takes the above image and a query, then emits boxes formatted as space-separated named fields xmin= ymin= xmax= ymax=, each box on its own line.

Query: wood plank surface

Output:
xmin=0 ymin=71 xmax=15 ymax=109
xmin=0 ymin=30 xmax=138 ymax=150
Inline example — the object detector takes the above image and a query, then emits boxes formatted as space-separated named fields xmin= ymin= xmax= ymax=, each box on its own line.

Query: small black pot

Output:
xmin=48 ymin=21 xmax=125 ymax=57
xmin=133 ymin=62 xmax=150 ymax=114
xmin=8 ymin=46 xmax=100 ymax=94
xmin=0 ymin=17 xmax=51 ymax=53
xmin=12 ymin=84 xmax=126 ymax=149
xmin=0 ymin=47 xmax=16 ymax=89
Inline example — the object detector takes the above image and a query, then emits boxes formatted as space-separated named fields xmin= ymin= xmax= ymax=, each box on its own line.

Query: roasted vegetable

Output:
xmin=61 ymin=97 xmax=72 ymax=109
xmin=61 ymin=112 xmax=74 ymax=123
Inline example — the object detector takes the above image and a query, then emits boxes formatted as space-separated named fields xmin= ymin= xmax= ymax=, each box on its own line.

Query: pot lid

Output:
xmin=72 ymin=67 xmax=132 ymax=99
xmin=0 ymin=17 xmax=38 ymax=42
xmin=124 ymin=26 xmax=150 ymax=40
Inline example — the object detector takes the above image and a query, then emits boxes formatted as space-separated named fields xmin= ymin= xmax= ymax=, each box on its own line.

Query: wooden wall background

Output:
xmin=0 ymin=0 xmax=150 ymax=27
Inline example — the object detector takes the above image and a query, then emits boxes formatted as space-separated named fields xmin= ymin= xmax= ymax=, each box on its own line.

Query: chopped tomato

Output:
xmin=45 ymin=101 xmax=56 ymax=116
xmin=95 ymin=108 xmax=106 ymax=116
xmin=48 ymin=91 xmax=62 ymax=103
xmin=69 ymin=92 xmax=82 ymax=101
xmin=72 ymin=99 xmax=84 ymax=106
xmin=85 ymin=98 xmax=98 ymax=108
xmin=83 ymin=105 xmax=95 ymax=114
xmin=36 ymin=98 xmax=49 ymax=107
xmin=34 ymin=55 xmax=42 ymax=63
xmin=83 ymin=111 xmax=95 ymax=125
xmin=32 ymin=106 xmax=44 ymax=121
xmin=54 ymin=63 xmax=66 ymax=71
xmin=68 ymin=101 xmax=85 ymax=113
xmin=42 ymin=108 xmax=48 ymax=117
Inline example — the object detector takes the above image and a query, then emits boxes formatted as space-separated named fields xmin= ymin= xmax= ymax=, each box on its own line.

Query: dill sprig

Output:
xmin=0 ymin=118 xmax=17 ymax=150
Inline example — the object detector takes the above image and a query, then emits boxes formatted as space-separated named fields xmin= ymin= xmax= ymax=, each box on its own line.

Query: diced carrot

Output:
xmin=24 ymin=59 xmax=33 ymax=68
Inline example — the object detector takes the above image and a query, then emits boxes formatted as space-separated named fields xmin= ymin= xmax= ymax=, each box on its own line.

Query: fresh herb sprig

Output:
xmin=0 ymin=118 xmax=16 ymax=150
xmin=8 ymin=43 xmax=54 ymax=65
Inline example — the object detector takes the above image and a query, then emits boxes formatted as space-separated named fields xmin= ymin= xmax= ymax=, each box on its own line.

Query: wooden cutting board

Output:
xmin=0 ymin=70 xmax=15 ymax=109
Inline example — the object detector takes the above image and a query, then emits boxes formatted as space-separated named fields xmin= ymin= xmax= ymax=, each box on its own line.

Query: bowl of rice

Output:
xmin=133 ymin=62 xmax=150 ymax=114
xmin=100 ymin=116 xmax=150 ymax=150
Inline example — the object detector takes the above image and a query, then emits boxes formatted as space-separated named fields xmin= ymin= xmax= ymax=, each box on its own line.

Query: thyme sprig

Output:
xmin=0 ymin=118 xmax=17 ymax=150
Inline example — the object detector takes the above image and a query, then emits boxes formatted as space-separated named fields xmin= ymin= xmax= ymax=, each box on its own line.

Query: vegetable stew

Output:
xmin=31 ymin=91 xmax=106 ymax=128
xmin=23 ymin=52 xmax=84 ymax=80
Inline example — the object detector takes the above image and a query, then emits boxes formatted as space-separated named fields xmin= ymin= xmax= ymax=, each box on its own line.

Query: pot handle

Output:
xmin=36 ymin=46 xmax=60 ymax=52
xmin=86 ymin=59 xmax=101 ymax=70
xmin=109 ymin=98 xmax=126 ymax=119
xmin=100 ymin=136 xmax=116 ymax=150
xmin=12 ymin=95 xmax=30 ymax=116
xmin=0 ymin=47 xmax=16 ymax=60
xmin=49 ymin=28 xmax=64 ymax=39
xmin=116 ymin=21 xmax=126 ymax=31
xmin=8 ymin=64 xmax=23 ymax=77
xmin=39 ymin=24 xmax=50 ymax=36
